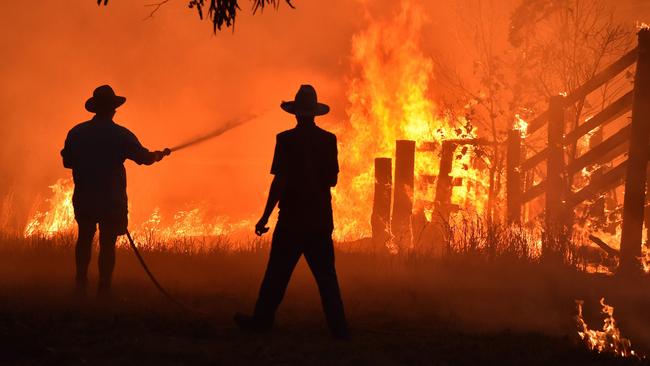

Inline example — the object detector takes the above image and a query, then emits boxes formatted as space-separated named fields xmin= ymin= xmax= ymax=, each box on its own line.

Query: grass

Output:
xmin=1 ymin=232 xmax=650 ymax=365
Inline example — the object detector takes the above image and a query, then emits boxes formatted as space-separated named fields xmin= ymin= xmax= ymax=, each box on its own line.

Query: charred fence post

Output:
xmin=506 ymin=130 xmax=522 ymax=224
xmin=620 ymin=29 xmax=650 ymax=273
xmin=545 ymin=95 xmax=567 ymax=258
xmin=372 ymin=157 xmax=392 ymax=249
xmin=391 ymin=140 xmax=415 ymax=250
xmin=434 ymin=141 xmax=457 ymax=221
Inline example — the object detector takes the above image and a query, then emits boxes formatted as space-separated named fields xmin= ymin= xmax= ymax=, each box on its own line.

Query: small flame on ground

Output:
xmin=575 ymin=298 xmax=637 ymax=358
xmin=24 ymin=179 xmax=75 ymax=238
xmin=23 ymin=180 xmax=252 ymax=242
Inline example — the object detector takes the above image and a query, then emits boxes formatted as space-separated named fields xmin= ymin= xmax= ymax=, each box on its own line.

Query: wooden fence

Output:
xmin=506 ymin=29 xmax=650 ymax=272
xmin=371 ymin=30 xmax=650 ymax=271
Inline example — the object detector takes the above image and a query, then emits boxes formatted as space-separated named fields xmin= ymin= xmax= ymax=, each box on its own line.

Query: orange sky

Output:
xmin=1 ymin=0 xmax=649 ymax=228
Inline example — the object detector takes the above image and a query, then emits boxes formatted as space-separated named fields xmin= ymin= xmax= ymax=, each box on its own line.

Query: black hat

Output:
xmin=85 ymin=85 xmax=126 ymax=113
xmin=280 ymin=84 xmax=329 ymax=116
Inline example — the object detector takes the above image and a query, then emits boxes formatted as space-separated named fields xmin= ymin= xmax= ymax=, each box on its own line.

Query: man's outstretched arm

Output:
xmin=255 ymin=175 xmax=285 ymax=236
xmin=124 ymin=129 xmax=170 ymax=165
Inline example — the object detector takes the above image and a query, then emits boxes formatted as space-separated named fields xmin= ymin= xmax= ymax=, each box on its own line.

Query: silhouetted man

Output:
xmin=61 ymin=85 xmax=170 ymax=296
xmin=235 ymin=85 xmax=348 ymax=339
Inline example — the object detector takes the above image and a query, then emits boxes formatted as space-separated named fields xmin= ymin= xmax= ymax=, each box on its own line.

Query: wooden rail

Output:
xmin=526 ymin=47 xmax=638 ymax=135
xmin=504 ymin=31 xmax=649 ymax=270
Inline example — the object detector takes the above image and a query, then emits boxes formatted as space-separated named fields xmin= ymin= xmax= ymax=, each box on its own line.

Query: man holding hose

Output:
xmin=61 ymin=85 xmax=170 ymax=296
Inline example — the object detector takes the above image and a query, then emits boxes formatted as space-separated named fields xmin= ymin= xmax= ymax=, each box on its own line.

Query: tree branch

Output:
xmin=145 ymin=0 xmax=172 ymax=20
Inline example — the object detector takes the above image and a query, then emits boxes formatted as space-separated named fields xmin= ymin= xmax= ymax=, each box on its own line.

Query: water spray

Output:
xmin=169 ymin=114 xmax=257 ymax=153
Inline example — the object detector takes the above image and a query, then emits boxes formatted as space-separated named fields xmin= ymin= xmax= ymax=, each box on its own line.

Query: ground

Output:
xmin=1 ymin=235 xmax=649 ymax=365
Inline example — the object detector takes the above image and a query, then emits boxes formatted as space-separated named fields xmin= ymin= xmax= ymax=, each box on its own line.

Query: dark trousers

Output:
xmin=75 ymin=219 xmax=118 ymax=290
xmin=254 ymin=226 xmax=348 ymax=335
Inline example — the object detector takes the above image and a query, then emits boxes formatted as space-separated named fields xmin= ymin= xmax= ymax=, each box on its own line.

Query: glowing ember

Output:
xmin=575 ymin=298 xmax=637 ymax=358
xmin=641 ymin=246 xmax=650 ymax=273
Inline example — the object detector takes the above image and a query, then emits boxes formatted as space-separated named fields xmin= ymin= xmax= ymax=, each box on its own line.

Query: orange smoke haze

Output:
xmin=1 ymin=0 xmax=649 ymax=236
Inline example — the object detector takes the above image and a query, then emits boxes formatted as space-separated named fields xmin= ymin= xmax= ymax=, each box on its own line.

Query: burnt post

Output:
xmin=545 ymin=95 xmax=567 ymax=258
xmin=372 ymin=157 xmax=392 ymax=248
xmin=391 ymin=140 xmax=416 ymax=250
xmin=620 ymin=29 xmax=650 ymax=273
xmin=506 ymin=129 xmax=523 ymax=224
xmin=434 ymin=141 xmax=456 ymax=221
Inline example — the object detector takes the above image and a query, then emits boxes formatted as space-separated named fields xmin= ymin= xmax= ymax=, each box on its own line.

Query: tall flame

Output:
xmin=26 ymin=0 xmax=492 ymax=248
xmin=333 ymin=0 xmax=488 ymax=240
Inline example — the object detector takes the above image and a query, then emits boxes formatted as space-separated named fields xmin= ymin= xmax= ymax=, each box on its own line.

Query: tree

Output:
xmin=437 ymin=0 xmax=634 ymax=225
xmin=98 ymin=0 xmax=294 ymax=32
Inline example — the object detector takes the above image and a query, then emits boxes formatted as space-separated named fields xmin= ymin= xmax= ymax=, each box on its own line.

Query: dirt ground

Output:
xmin=1 ymin=236 xmax=649 ymax=365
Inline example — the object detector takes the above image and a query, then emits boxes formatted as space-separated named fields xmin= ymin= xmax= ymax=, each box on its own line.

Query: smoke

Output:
xmin=0 ymin=0 xmax=648 ymax=229
xmin=0 ymin=1 xmax=360 ymax=226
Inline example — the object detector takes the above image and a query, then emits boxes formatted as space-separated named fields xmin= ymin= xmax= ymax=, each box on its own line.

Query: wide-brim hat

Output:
xmin=85 ymin=84 xmax=126 ymax=113
xmin=281 ymin=84 xmax=329 ymax=116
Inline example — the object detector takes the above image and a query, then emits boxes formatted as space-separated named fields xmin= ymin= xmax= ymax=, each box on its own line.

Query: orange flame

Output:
xmin=575 ymin=298 xmax=637 ymax=358
xmin=24 ymin=180 xmax=252 ymax=241
xmin=24 ymin=178 xmax=75 ymax=238
xmin=333 ymin=0 xmax=490 ymax=241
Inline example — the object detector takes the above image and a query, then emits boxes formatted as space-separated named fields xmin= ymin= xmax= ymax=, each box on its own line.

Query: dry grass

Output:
xmin=1 ymin=231 xmax=649 ymax=365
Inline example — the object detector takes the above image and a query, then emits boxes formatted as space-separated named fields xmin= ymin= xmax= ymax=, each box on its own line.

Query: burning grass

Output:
xmin=2 ymin=230 xmax=650 ymax=364
xmin=8 ymin=175 xmax=650 ymax=364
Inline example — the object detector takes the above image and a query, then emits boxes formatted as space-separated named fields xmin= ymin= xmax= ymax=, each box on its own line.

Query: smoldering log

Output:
xmin=372 ymin=157 xmax=392 ymax=247
xmin=588 ymin=235 xmax=620 ymax=258
xmin=391 ymin=140 xmax=415 ymax=249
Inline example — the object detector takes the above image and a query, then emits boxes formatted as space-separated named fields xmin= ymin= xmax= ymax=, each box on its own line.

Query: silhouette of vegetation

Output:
xmin=437 ymin=0 xmax=633 ymax=223
xmin=98 ymin=0 xmax=294 ymax=32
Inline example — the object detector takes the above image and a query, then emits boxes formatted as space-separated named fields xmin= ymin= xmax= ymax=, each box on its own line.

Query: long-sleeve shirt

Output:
xmin=61 ymin=116 xmax=158 ymax=221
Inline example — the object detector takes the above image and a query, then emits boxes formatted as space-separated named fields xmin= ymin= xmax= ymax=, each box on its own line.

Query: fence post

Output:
xmin=620 ymin=29 xmax=650 ymax=274
xmin=545 ymin=95 xmax=567 ymax=258
xmin=392 ymin=140 xmax=415 ymax=250
xmin=372 ymin=157 xmax=392 ymax=249
xmin=506 ymin=130 xmax=522 ymax=224
xmin=434 ymin=141 xmax=456 ymax=221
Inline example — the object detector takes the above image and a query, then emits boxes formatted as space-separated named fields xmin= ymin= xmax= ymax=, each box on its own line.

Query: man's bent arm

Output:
xmin=261 ymin=175 xmax=285 ymax=221
xmin=61 ymin=132 xmax=75 ymax=169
